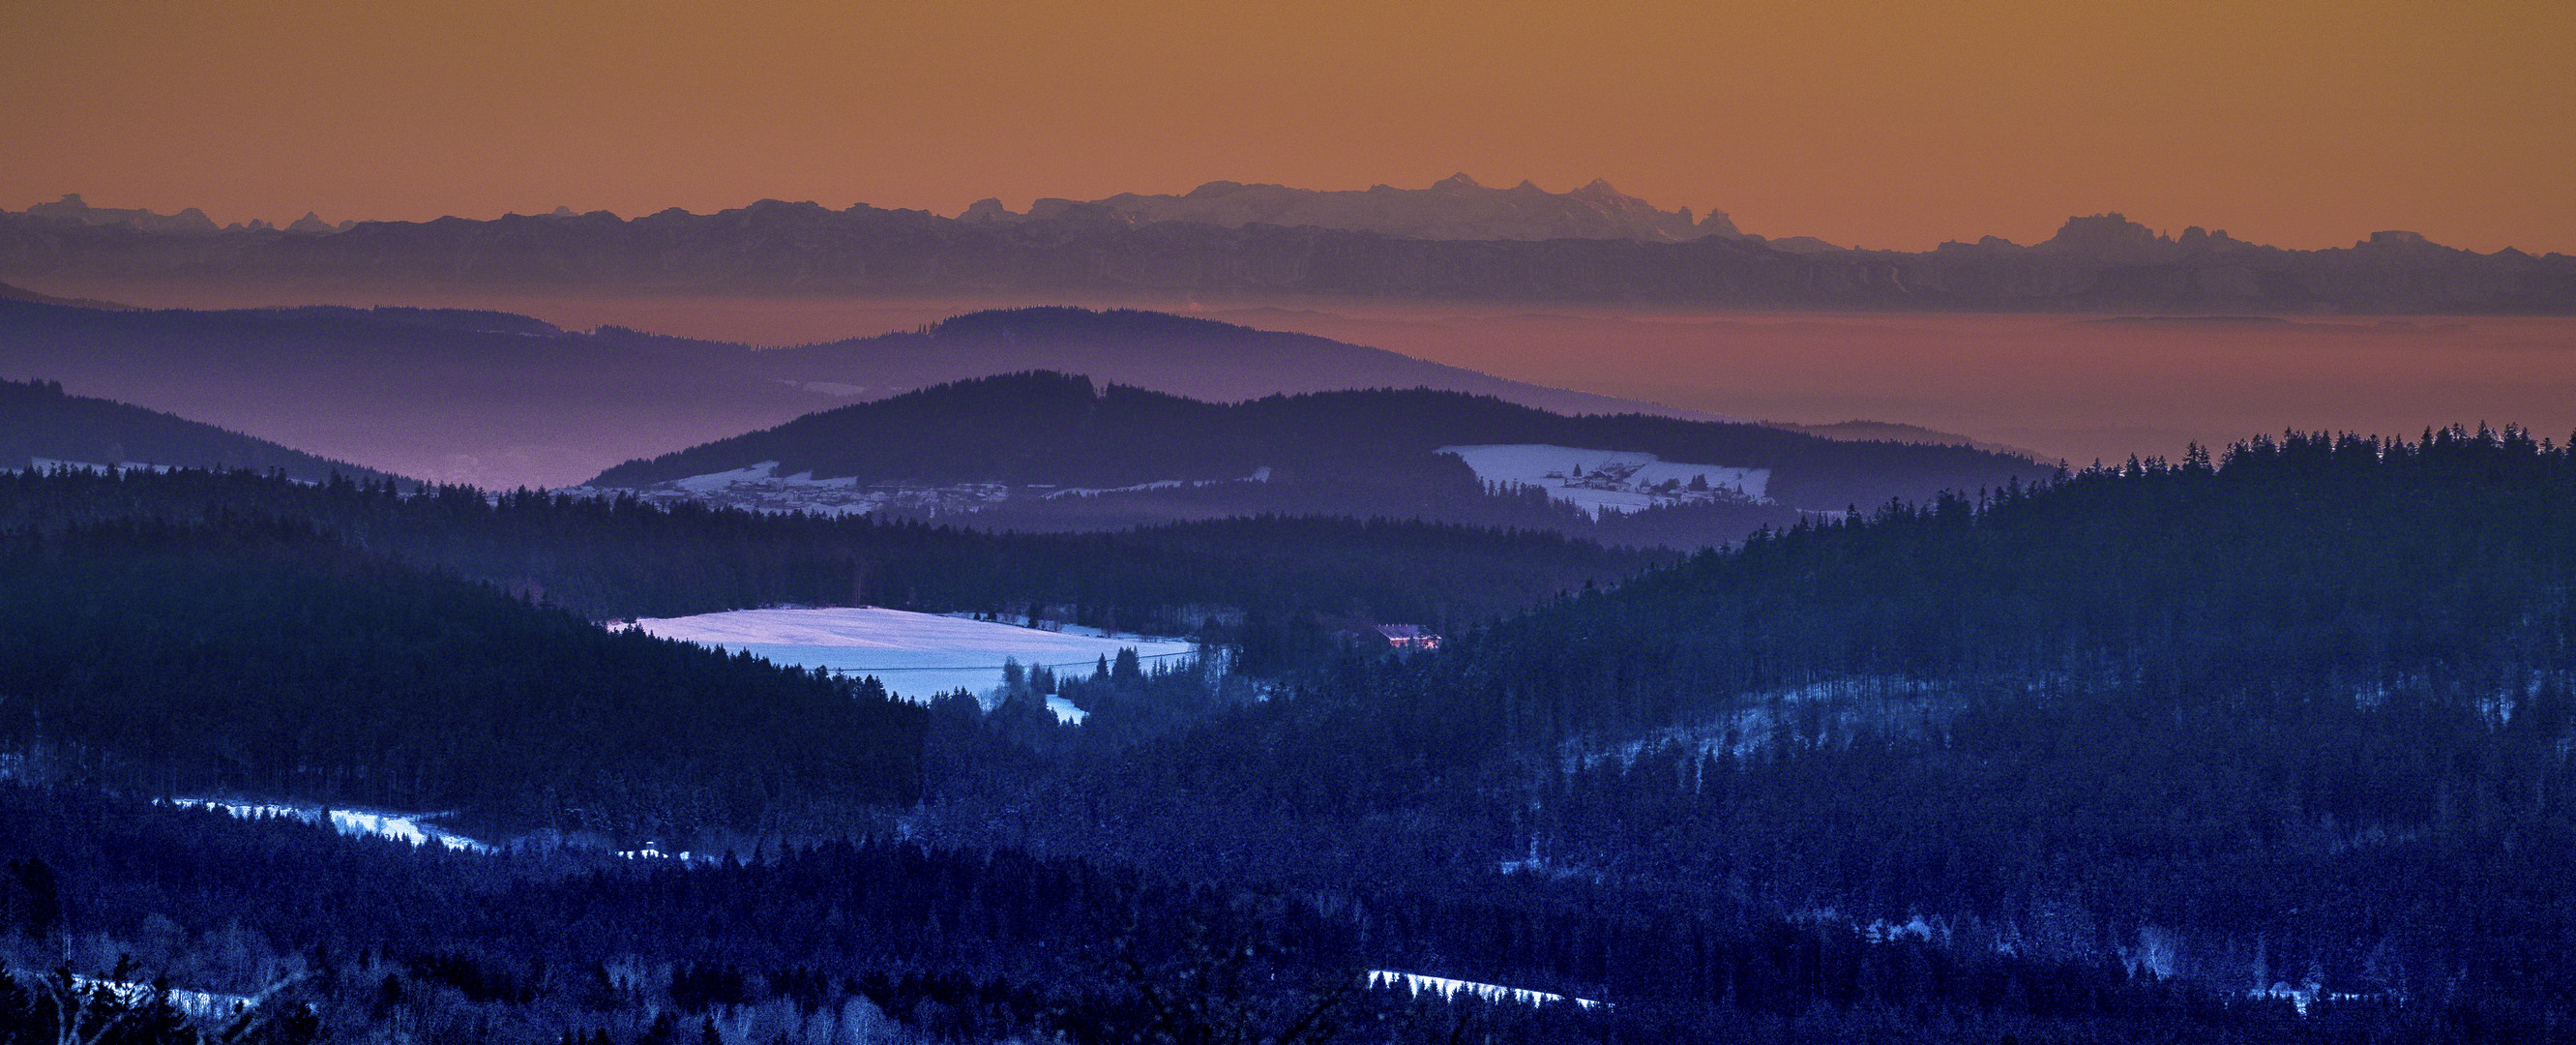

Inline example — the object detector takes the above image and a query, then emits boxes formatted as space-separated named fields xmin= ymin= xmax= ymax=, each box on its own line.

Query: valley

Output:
xmin=0 ymin=294 xmax=2567 ymax=1045
xmin=12 ymin=2 xmax=2570 ymax=1038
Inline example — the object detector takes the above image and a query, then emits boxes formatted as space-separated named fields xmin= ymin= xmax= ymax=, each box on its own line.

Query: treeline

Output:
xmin=1452 ymin=425 xmax=2576 ymax=740
xmin=0 ymin=518 xmax=923 ymax=840
xmin=0 ymin=465 xmax=1664 ymax=652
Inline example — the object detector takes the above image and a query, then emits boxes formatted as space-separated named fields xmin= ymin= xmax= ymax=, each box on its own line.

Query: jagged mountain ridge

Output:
xmin=21 ymin=192 xmax=353 ymax=234
xmin=7 ymin=190 xmax=2569 ymax=312
xmin=960 ymin=173 xmax=1732 ymax=242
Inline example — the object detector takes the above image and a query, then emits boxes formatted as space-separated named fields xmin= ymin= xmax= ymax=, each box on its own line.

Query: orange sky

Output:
xmin=4 ymin=0 xmax=2570 ymax=254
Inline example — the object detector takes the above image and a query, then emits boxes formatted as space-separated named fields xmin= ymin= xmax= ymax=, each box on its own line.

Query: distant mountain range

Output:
xmin=20 ymin=192 xmax=355 ymax=235
xmin=0 ymin=376 xmax=408 ymax=485
xmin=579 ymin=371 xmax=2049 ymax=547
xmin=0 ymin=297 xmax=1773 ymax=489
xmin=6 ymin=183 xmax=2570 ymax=313
xmin=958 ymin=173 xmax=1733 ymax=241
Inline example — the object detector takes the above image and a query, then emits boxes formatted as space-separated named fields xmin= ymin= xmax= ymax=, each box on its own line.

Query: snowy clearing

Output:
xmin=575 ymin=461 xmax=1272 ymax=518
xmin=628 ymin=606 xmax=1197 ymax=702
xmin=1436 ymin=444 xmax=1768 ymax=517
xmin=667 ymin=461 xmax=859 ymax=493
xmin=1369 ymin=970 xmax=1603 ymax=1010
xmin=167 ymin=798 xmax=490 ymax=852
xmin=562 ymin=461 xmax=1009 ymax=518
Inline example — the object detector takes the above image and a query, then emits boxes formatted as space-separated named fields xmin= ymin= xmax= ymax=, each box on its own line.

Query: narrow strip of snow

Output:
xmin=1040 ymin=466 xmax=1273 ymax=498
xmin=166 ymin=798 xmax=490 ymax=852
xmin=1369 ymin=970 xmax=1604 ymax=1010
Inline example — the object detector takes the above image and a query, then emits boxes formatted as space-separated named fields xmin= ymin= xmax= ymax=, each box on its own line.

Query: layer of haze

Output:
xmin=33 ymin=280 xmax=2576 ymax=471
xmin=5 ymin=1 xmax=2571 ymax=254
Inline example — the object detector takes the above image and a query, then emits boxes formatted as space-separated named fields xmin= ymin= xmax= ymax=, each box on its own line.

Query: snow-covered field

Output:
xmin=167 ymin=799 xmax=490 ymax=852
xmin=1039 ymin=466 xmax=1271 ymax=498
xmin=1437 ymin=444 xmax=1768 ymax=516
xmin=629 ymin=606 xmax=1196 ymax=703
xmin=566 ymin=460 xmax=1276 ymax=518
xmin=558 ymin=461 xmax=1010 ymax=518
xmin=1369 ymin=970 xmax=1604 ymax=1010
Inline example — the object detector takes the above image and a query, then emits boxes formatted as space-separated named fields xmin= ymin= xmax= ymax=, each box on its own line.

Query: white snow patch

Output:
xmin=71 ymin=976 xmax=256 ymax=1021
xmin=1437 ymin=444 xmax=1768 ymax=517
xmin=1044 ymin=696 xmax=1089 ymax=725
xmin=167 ymin=798 xmax=490 ymax=852
xmin=628 ymin=606 xmax=1196 ymax=702
xmin=1859 ymin=915 xmax=1937 ymax=944
xmin=1369 ymin=970 xmax=1603 ymax=1010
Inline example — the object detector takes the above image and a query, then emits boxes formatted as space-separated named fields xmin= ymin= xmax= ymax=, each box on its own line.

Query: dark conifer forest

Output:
xmin=3 ymin=427 xmax=2573 ymax=1043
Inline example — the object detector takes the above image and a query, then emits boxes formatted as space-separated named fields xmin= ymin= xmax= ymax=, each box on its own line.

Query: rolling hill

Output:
xmin=583 ymin=372 xmax=2050 ymax=547
xmin=0 ymin=299 xmax=1737 ymax=490
xmin=0 ymin=376 xmax=410 ymax=485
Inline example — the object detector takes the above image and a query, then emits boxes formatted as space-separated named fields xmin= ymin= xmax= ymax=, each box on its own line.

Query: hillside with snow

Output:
xmin=579 ymin=373 xmax=2041 ymax=547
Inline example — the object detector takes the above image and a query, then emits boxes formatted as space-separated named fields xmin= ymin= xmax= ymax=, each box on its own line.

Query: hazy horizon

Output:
xmin=17 ymin=277 xmax=2575 ymax=479
xmin=8 ymin=174 xmax=2568 ymax=259
xmin=7 ymin=1 xmax=2569 ymax=254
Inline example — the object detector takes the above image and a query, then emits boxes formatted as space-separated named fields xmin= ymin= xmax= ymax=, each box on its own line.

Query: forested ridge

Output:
xmin=0 ymin=377 xmax=405 ymax=486
xmin=923 ymin=427 xmax=2572 ymax=1033
xmin=588 ymin=371 xmax=2044 ymax=522
xmin=4 ymin=428 xmax=2574 ymax=1042
xmin=0 ymin=463 xmax=1661 ymax=838
xmin=0 ymin=517 xmax=923 ymax=838
xmin=0 ymin=788 xmax=2431 ymax=1045
xmin=0 ymin=465 xmax=1662 ymax=655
